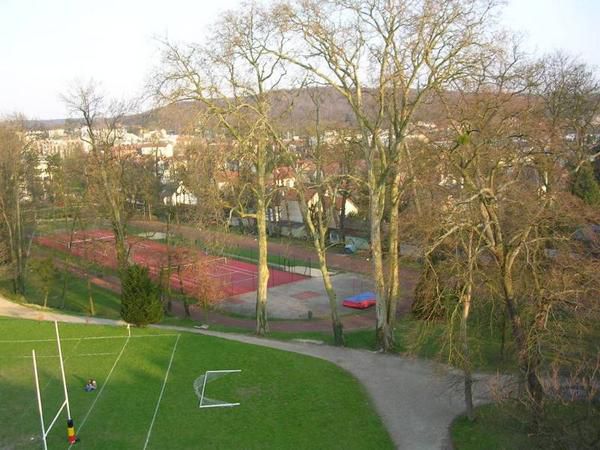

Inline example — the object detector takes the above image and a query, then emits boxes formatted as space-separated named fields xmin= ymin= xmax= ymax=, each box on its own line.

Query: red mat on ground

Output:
xmin=36 ymin=230 xmax=307 ymax=298
xmin=342 ymin=291 xmax=376 ymax=309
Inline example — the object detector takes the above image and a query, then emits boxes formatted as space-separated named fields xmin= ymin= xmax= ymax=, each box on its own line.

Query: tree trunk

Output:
xmin=112 ymin=219 xmax=128 ymax=273
xmin=255 ymin=199 xmax=270 ymax=335
xmin=404 ymin=144 xmax=422 ymax=216
xmin=383 ymin=169 xmax=403 ymax=350
xmin=166 ymin=214 xmax=173 ymax=300
xmin=61 ymin=214 xmax=78 ymax=308
xmin=339 ymin=192 xmax=347 ymax=244
xmin=14 ymin=189 xmax=25 ymax=295
xmin=499 ymin=309 xmax=507 ymax=361
xmin=177 ymin=265 xmax=185 ymax=295
xmin=502 ymin=270 xmax=545 ymax=411
xmin=322 ymin=265 xmax=344 ymax=346
xmin=87 ymin=278 xmax=95 ymax=316
xmin=372 ymin=183 xmax=391 ymax=351
xmin=461 ymin=283 xmax=474 ymax=421
xmin=315 ymin=237 xmax=344 ymax=346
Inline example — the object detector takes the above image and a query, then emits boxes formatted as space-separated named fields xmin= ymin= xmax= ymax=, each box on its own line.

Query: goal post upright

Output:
xmin=53 ymin=320 xmax=78 ymax=444
xmin=54 ymin=321 xmax=71 ymax=420
xmin=32 ymin=349 xmax=48 ymax=450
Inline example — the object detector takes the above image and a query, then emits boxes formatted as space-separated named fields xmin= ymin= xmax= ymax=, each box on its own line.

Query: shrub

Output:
xmin=120 ymin=264 xmax=163 ymax=326
xmin=572 ymin=163 xmax=600 ymax=206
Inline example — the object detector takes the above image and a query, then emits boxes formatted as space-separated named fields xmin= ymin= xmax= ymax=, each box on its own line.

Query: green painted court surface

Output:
xmin=0 ymin=318 xmax=392 ymax=449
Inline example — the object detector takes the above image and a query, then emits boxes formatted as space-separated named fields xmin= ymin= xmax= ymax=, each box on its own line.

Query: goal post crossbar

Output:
xmin=196 ymin=369 xmax=241 ymax=409
xmin=198 ymin=402 xmax=241 ymax=409
xmin=45 ymin=399 xmax=67 ymax=439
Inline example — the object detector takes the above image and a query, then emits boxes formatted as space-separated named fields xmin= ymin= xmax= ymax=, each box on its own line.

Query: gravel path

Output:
xmin=0 ymin=296 xmax=499 ymax=449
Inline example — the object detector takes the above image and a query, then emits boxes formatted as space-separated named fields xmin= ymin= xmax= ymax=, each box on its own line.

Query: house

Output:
xmin=140 ymin=141 xmax=174 ymax=158
xmin=162 ymin=182 xmax=198 ymax=206
xmin=268 ymin=189 xmax=359 ymax=238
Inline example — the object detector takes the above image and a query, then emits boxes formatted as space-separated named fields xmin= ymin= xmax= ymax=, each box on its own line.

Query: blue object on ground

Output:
xmin=343 ymin=291 xmax=376 ymax=309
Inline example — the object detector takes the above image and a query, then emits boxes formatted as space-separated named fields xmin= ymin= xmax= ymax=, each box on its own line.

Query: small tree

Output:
xmin=120 ymin=264 xmax=163 ymax=326
xmin=29 ymin=257 xmax=56 ymax=308
xmin=572 ymin=163 xmax=600 ymax=206
xmin=192 ymin=262 xmax=224 ymax=324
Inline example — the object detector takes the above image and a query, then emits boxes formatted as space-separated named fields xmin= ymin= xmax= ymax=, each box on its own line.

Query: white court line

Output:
xmin=69 ymin=335 xmax=131 ymax=448
xmin=0 ymin=334 xmax=178 ymax=344
xmin=10 ymin=352 xmax=119 ymax=359
xmin=143 ymin=334 xmax=181 ymax=450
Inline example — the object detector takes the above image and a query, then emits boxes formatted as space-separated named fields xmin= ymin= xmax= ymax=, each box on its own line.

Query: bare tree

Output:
xmin=63 ymin=81 xmax=135 ymax=273
xmin=426 ymin=43 xmax=600 ymax=422
xmin=152 ymin=4 xmax=292 ymax=335
xmin=538 ymin=52 xmax=600 ymax=173
xmin=0 ymin=121 xmax=39 ymax=294
xmin=292 ymin=89 xmax=345 ymax=345
xmin=536 ymin=53 xmax=600 ymax=205
xmin=271 ymin=0 xmax=499 ymax=350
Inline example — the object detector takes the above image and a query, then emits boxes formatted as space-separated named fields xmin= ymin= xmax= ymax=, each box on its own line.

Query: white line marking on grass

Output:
xmin=0 ymin=334 xmax=178 ymax=343
xmin=143 ymin=334 xmax=181 ymax=450
xmin=10 ymin=352 xmax=119 ymax=359
xmin=69 ymin=335 xmax=131 ymax=448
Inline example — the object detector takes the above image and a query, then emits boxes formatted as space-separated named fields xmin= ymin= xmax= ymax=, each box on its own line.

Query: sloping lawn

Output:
xmin=0 ymin=318 xmax=393 ymax=449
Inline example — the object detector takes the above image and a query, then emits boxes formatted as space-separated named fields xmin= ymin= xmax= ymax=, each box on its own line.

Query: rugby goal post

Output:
xmin=31 ymin=321 xmax=77 ymax=449
xmin=194 ymin=370 xmax=241 ymax=409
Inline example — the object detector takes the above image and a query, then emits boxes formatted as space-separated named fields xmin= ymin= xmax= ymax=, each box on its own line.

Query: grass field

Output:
xmin=1 ymin=263 xmax=517 ymax=374
xmin=0 ymin=270 xmax=122 ymax=320
xmin=0 ymin=318 xmax=393 ymax=449
xmin=451 ymin=401 xmax=600 ymax=449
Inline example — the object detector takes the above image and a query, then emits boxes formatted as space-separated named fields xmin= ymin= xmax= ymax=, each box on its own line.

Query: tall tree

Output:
xmin=431 ymin=47 xmax=600 ymax=417
xmin=272 ymin=0 xmax=499 ymax=350
xmin=153 ymin=4 xmax=292 ymax=335
xmin=538 ymin=52 xmax=600 ymax=174
xmin=63 ymin=82 xmax=134 ymax=274
xmin=0 ymin=122 xmax=39 ymax=294
xmin=292 ymin=89 xmax=346 ymax=345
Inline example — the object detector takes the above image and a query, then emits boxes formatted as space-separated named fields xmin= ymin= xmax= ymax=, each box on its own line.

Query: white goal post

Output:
xmin=31 ymin=321 xmax=75 ymax=450
xmin=194 ymin=370 xmax=241 ymax=409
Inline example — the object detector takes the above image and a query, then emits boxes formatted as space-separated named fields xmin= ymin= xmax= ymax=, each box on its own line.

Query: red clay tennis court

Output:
xmin=35 ymin=230 xmax=307 ymax=298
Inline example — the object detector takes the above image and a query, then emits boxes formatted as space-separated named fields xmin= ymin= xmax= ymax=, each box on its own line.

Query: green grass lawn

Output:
xmin=172 ymin=315 xmax=516 ymax=373
xmin=451 ymin=401 xmax=600 ymax=450
xmin=7 ymin=242 xmax=515 ymax=374
xmin=0 ymin=317 xmax=393 ymax=449
xmin=0 ymin=270 xmax=122 ymax=320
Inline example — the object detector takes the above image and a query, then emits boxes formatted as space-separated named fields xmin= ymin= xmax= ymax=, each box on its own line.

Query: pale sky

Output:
xmin=0 ymin=0 xmax=598 ymax=120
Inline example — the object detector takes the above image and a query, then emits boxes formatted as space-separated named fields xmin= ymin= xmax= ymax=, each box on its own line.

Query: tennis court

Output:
xmin=35 ymin=230 xmax=307 ymax=298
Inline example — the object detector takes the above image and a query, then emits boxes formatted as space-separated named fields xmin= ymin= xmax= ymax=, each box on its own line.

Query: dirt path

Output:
xmin=0 ymin=295 xmax=499 ymax=450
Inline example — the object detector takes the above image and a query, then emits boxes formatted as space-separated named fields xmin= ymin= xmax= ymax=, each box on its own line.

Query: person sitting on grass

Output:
xmin=84 ymin=379 xmax=97 ymax=392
